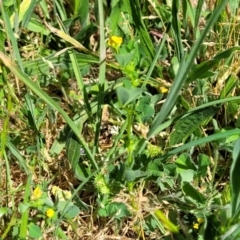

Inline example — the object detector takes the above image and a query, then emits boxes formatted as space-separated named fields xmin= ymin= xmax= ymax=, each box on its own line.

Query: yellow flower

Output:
xmin=193 ymin=223 xmax=199 ymax=229
xmin=159 ymin=86 xmax=168 ymax=93
xmin=32 ymin=187 xmax=42 ymax=200
xmin=46 ymin=208 xmax=55 ymax=218
xmin=107 ymin=36 xmax=123 ymax=50
xmin=193 ymin=218 xmax=204 ymax=230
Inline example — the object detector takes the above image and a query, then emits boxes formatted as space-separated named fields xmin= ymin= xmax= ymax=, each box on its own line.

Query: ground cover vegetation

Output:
xmin=0 ymin=0 xmax=240 ymax=239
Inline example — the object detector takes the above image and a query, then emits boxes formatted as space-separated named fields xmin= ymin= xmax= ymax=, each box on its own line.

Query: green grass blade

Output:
xmin=194 ymin=0 xmax=205 ymax=36
xmin=171 ymin=0 xmax=184 ymax=60
xmin=21 ymin=0 xmax=37 ymax=28
xmin=0 ymin=2 xmax=23 ymax=71
xmin=219 ymin=75 xmax=238 ymax=99
xmin=127 ymin=0 xmax=155 ymax=59
xmin=160 ymin=129 xmax=240 ymax=162
xmin=76 ymin=0 xmax=89 ymax=26
xmin=6 ymin=139 xmax=30 ymax=174
xmin=0 ymin=52 xmax=98 ymax=171
xmin=19 ymin=174 xmax=32 ymax=239
xmin=68 ymin=50 xmax=93 ymax=122
xmin=55 ymin=0 xmax=67 ymax=21
xmin=142 ymin=24 xmax=171 ymax=88
xmin=92 ymin=0 xmax=107 ymax=155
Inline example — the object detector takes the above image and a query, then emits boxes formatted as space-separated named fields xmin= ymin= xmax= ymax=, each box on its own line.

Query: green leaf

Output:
xmin=221 ymin=223 xmax=240 ymax=240
xmin=116 ymin=86 xmax=143 ymax=106
xmin=124 ymin=169 xmax=146 ymax=181
xmin=107 ymin=202 xmax=130 ymax=219
xmin=19 ymin=174 xmax=32 ymax=239
xmin=67 ymin=134 xmax=81 ymax=170
xmin=0 ymin=207 xmax=8 ymax=218
xmin=197 ymin=154 xmax=210 ymax=177
xmin=64 ymin=205 xmax=80 ymax=219
xmin=67 ymin=133 xmax=89 ymax=181
xmin=169 ymin=106 xmax=220 ymax=145
xmin=171 ymin=0 xmax=184 ymax=61
xmin=18 ymin=203 xmax=30 ymax=214
xmin=159 ymin=128 xmax=240 ymax=162
xmin=136 ymin=96 xmax=155 ymax=122
xmin=126 ymin=0 xmax=155 ymax=59
xmin=175 ymin=153 xmax=197 ymax=172
xmin=6 ymin=139 xmax=29 ymax=173
xmin=230 ymin=138 xmax=240 ymax=218
xmin=179 ymin=170 xmax=195 ymax=183
xmin=76 ymin=0 xmax=89 ymax=26
xmin=108 ymin=2 xmax=121 ymax=34
xmin=27 ymin=18 xmax=50 ymax=35
xmin=57 ymin=228 xmax=68 ymax=240
xmin=28 ymin=223 xmax=42 ymax=239
xmin=147 ymin=162 xmax=162 ymax=177
xmin=186 ymin=59 xmax=218 ymax=84
xmin=219 ymin=75 xmax=239 ymax=99
xmin=182 ymin=182 xmax=206 ymax=205
xmin=187 ymin=47 xmax=240 ymax=84
xmin=115 ymin=52 xmax=135 ymax=67
xmin=57 ymin=201 xmax=80 ymax=219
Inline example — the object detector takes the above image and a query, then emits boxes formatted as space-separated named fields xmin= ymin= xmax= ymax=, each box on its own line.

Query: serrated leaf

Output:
xmin=169 ymin=106 xmax=220 ymax=146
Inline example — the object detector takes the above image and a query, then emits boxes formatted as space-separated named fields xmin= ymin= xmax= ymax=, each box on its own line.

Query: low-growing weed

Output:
xmin=0 ymin=0 xmax=240 ymax=239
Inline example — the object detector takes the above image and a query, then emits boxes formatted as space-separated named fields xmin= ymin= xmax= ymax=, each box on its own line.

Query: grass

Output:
xmin=1 ymin=0 xmax=240 ymax=239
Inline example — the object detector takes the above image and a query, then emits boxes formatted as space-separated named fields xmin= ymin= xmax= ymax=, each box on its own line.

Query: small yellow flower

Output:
xmin=46 ymin=208 xmax=55 ymax=218
xmin=193 ymin=223 xmax=199 ymax=229
xmin=108 ymin=36 xmax=123 ymax=50
xmin=32 ymin=187 xmax=42 ymax=200
xmin=159 ymin=86 xmax=168 ymax=93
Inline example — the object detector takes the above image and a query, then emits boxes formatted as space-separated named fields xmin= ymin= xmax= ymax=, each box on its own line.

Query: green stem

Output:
xmin=126 ymin=106 xmax=134 ymax=167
